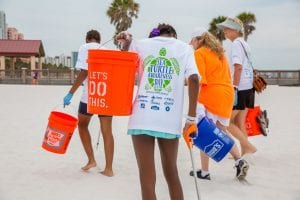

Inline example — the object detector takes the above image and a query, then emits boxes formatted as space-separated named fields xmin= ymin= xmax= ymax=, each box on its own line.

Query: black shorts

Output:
xmin=78 ymin=102 xmax=112 ymax=117
xmin=233 ymin=88 xmax=255 ymax=110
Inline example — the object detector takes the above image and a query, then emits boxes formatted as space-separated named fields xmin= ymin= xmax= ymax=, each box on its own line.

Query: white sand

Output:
xmin=0 ymin=85 xmax=299 ymax=200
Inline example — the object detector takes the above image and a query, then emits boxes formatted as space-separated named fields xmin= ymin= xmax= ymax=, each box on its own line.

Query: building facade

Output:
xmin=43 ymin=54 xmax=72 ymax=68
xmin=71 ymin=51 xmax=78 ymax=68
xmin=0 ymin=11 xmax=7 ymax=39
xmin=7 ymin=27 xmax=23 ymax=40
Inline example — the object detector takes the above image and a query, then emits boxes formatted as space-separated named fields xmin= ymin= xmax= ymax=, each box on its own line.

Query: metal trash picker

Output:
xmin=183 ymin=124 xmax=201 ymax=200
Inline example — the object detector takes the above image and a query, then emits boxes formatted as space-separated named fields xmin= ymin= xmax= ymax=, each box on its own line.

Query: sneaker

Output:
xmin=235 ymin=159 xmax=249 ymax=180
xmin=189 ymin=170 xmax=211 ymax=180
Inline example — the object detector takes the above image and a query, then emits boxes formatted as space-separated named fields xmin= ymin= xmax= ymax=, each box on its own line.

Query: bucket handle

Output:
xmin=99 ymin=37 xmax=114 ymax=48
xmin=52 ymin=104 xmax=78 ymax=119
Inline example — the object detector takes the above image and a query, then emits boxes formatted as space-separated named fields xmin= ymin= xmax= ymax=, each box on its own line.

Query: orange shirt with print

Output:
xmin=194 ymin=47 xmax=234 ymax=118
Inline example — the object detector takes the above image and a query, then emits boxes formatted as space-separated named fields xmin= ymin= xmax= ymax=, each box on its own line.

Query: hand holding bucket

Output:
xmin=63 ymin=93 xmax=73 ymax=107
xmin=42 ymin=105 xmax=78 ymax=154
xmin=183 ymin=124 xmax=197 ymax=149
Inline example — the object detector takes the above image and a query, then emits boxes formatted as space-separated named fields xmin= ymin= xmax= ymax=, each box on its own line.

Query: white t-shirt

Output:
xmin=229 ymin=37 xmax=253 ymax=90
xmin=75 ymin=42 xmax=105 ymax=103
xmin=128 ymin=37 xmax=199 ymax=136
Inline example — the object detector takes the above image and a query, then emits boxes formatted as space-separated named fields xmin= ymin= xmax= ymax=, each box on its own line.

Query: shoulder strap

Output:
xmin=238 ymin=40 xmax=254 ymax=71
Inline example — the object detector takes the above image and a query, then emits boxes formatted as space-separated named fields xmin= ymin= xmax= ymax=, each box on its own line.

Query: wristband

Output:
xmin=186 ymin=115 xmax=197 ymax=124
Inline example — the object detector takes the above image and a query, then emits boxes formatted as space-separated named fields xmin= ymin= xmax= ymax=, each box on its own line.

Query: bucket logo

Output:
xmin=203 ymin=139 xmax=224 ymax=158
xmin=245 ymin=121 xmax=253 ymax=135
xmin=44 ymin=127 xmax=65 ymax=148
xmin=88 ymin=71 xmax=108 ymax=108
xmin=213 ymin=128 xmax=226 ymax=139
xmin=144 ymin=48 xmax=180 ymax=93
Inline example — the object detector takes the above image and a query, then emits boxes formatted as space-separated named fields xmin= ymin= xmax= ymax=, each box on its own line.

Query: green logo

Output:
xmin=144 ymin=48 xmax=180 ymax=93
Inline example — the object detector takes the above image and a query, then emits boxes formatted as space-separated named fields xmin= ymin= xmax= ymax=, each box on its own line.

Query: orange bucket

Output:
xmin=42 ymin=111 xmax=78 ymax=154
xmin=245 ymin=106 xmax=261 ymax=137
xmin=87 ymin=49 xmax=138 ymax=116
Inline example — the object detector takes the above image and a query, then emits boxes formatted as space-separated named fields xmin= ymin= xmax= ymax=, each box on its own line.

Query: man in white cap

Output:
xmin=217 ymin=18 xmax=257 ymax=161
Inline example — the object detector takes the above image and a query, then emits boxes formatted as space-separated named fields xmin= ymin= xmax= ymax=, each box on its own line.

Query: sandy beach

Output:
xmin=0 ymin=84 xmax=299 ymax=200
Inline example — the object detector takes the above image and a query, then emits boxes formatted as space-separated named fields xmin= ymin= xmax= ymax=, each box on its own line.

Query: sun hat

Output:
xmin=191 ymin=27 xmax=208 ymax=39
xmin=216 ymin=17 xmax=243 ymax=31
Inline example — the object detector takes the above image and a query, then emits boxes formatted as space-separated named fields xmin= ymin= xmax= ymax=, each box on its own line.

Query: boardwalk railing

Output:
xmin=0 ymin=68 xmax=299 ymax=86
xmin=258 ymin=70 xmax=300 ymax=86
xmin=0 ymin=68 xmax=78 ymax=85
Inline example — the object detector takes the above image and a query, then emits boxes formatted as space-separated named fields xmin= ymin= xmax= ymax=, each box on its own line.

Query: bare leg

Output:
xmin=200 ymin=151 xmax=209 ymax=172
xmin=235 ymin=109 xmax=249 ymax=138
xmin=78 ymin=113 xmax=97 ymax=171
xmin=99 ymin=116 xmax=114 ymax=177
xmin=216 ymin=121 xmax=241 ymax=160
xmin=132 ymin=135 xmax=157 ymax=200
xmin=158 ymin=138 xmax=183 ymax=200
xmin=199 ymin=120 xmax=233 ymax=173
xmin=229 ymin=111 xmax=257 ymax=155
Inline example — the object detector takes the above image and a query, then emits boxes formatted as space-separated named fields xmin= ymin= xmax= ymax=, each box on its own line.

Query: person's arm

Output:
xmin=233 ymin=63 xmax=242 ymax=88
xmin=63 ymin=69 xmax=87 ymax=107
xmin=231 ymin=41 xmax=244 ymax=88
xmin=183 ymin=74 xmax=199 ymax=134
xmin=69 ymin=70 xmax=87 ymax=94
xmin=187 ymin=74 xmax=199 ymax=118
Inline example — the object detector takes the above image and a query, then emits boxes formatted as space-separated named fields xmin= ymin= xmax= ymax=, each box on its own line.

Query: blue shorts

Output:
xmin=78 ymin=102 xmax=111 ymax=117
xmin=128 ymin=129 xmax=180 ymax=139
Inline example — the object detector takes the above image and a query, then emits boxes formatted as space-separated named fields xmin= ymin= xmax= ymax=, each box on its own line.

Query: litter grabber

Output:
xmin=183 ymin=124 xmax=201 ymax=200
xmin=95 ymin=129 xmax=101 ymax=151
xmin=100 ymin=37 xmax=114 ymax=47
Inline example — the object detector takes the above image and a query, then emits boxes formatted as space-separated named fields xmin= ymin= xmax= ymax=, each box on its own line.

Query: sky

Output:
xmin=1 ymin=0 xmax=300 ymax=70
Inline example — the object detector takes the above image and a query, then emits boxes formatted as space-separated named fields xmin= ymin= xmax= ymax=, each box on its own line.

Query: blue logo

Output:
xmin=203 ymin=139 xmax=224 ymax=158
xmin=164 ymin=101 xmax=173 ymax=106
xmin=138 ymin=95 xmax=148 ymax=99
xmin=151 ymin=105 xmax=159 ymax=110
xmin=165 ymin=106 xmax=170 ymax=112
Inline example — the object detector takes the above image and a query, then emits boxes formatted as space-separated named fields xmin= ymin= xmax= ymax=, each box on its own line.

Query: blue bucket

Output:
xmin=193 ymin=117 xmax=234 ymax=162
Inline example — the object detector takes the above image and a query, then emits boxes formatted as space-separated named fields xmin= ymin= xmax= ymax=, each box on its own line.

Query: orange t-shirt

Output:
xmin=194 ymin=47 xmax=234 ymax=118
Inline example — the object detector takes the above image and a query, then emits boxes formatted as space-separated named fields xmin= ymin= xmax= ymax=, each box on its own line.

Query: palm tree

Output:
xmin=208 ymin=16 xmax=227 ymax=43
xmin=106 ymin=0 xmax=139 ymax=46
xmin=236 ymin=12 xmax=256 ymax=41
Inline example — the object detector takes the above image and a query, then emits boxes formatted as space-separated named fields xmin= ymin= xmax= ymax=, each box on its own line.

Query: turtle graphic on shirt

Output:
xmin=143 ymin=48 xmax=180 ymax=93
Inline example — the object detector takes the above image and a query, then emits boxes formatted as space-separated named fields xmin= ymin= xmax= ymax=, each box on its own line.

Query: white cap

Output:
xmin=191 ymin=27 xmax=208 ymax=39
xmin=216 ymin=18 xmax=243 ymax=31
